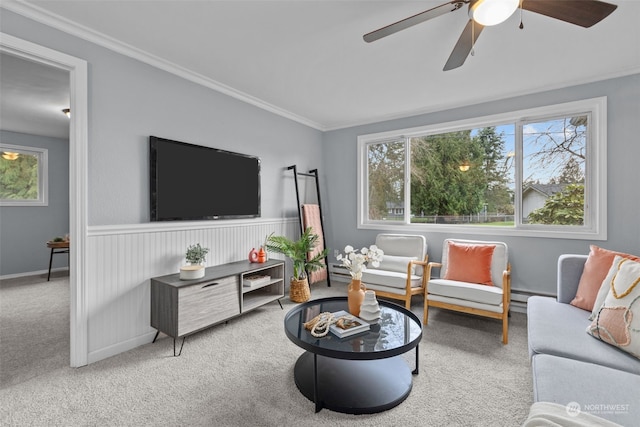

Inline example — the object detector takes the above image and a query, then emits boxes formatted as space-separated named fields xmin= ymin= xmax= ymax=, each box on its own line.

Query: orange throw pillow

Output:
xmin=444 ymin=242 xmax=496 ymax=286
xmin=570 ymin=245 xmax=640 ymax=311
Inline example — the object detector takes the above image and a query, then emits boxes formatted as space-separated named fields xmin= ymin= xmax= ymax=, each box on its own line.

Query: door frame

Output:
xmin=1 ymin=33 xmax=89 ymax=367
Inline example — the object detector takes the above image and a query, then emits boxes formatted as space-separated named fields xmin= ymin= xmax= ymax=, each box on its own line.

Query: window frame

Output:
xmin=0 ymin=143 xmax=49 ymax=207
xmin=357 ymin=97 xmax=607 ymax=240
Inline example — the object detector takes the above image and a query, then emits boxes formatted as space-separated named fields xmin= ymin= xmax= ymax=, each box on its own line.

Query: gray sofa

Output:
xmin=526 ymin=254 xmax=640 ymax=427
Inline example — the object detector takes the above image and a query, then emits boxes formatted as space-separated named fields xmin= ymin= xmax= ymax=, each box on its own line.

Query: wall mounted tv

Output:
xmin=150 ymin=136 xmax=260 ymax=221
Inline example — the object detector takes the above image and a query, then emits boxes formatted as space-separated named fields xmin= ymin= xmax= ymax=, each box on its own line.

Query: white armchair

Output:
xmin=360 ymin=234 xmax=428 ymax=310
xmin=424 ymin=238 xmax=511 ymax=344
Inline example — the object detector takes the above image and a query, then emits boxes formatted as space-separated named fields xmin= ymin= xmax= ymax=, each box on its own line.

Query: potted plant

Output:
xmin=180 ymin=243 xmax=209 ymax=280
xmin=265 ymin=227 xmax=328 ymax=302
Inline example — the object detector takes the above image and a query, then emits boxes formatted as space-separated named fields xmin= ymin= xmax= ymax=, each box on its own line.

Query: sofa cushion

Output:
xmin=428 ymin=278 xmax=503 ymax=305
xmin=361 ymin=269 xmax=422 ymax=290
xmin=532 ymin=354 xmax=640 ymax=427
xmin=527 ymin=296 xmax=640 ymax=375
xmin=571 ymin=245 xmax=640 ymax=311
xmin=587 ymin=256 xmax=640 ymax=359
xmin=443 ymin=241 xmax=495 ymax=286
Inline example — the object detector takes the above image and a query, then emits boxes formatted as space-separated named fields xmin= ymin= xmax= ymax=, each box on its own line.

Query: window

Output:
xmin=357 ymin=98 xmax=607 ymax=239
xmin=0 ymin=143 xmax=48 ymax=206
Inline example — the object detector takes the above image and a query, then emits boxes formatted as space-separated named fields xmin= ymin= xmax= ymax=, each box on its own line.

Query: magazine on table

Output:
xmin=329 ymin=310 xmax=370 ymax=338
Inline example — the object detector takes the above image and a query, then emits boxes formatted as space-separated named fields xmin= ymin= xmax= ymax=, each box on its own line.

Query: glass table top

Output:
xmin=283 ymin=297 xmax=422 ymax=360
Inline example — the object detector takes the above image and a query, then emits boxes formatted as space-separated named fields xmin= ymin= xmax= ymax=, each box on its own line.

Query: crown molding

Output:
xmin=2 ymin=1 xmax=325 ymax=131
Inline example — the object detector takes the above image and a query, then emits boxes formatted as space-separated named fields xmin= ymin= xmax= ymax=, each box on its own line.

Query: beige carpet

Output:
xmin=1 ymin=276 xmax=533 ymax=426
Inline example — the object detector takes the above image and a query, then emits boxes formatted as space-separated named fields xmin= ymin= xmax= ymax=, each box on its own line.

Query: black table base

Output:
xmin=294 ymin=351 xmax=412 ymax=414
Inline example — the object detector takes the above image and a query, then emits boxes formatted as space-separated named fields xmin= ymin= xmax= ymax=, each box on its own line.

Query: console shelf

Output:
xmin=151 ymin=259 xmax=284 ymax=355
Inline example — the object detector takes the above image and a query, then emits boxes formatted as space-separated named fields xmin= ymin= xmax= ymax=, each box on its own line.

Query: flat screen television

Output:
xmin=150 ymin=136 xmax=260 ymax=221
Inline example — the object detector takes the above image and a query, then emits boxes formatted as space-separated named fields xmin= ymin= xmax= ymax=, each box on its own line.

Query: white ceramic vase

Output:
xmin=359 ymin=290 xmax=381 ymax=322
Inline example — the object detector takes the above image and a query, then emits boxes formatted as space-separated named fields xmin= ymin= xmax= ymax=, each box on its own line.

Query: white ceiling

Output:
xmin=1 ymin=52 xmax=70 ymax=139
xmin=2 ymin=0 xmax=640 ymax=135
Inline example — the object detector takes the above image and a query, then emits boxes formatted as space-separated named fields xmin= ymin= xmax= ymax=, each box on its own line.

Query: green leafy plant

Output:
xmin=185 ymin=243 xmax=209 ymax=265
xmin=265 ymin=227 xmax=328 ymax=280
xmin=52 ymin=236 xmax=65 ymax=242
xmin=528 ymin=183 xmax=585 ymax=225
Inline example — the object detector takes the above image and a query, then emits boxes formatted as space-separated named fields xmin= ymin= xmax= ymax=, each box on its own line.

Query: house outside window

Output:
xmin=0 ymin=143 xmax=48 ymax=206
xmin=357 ymin=98 xmax=607 ymax=240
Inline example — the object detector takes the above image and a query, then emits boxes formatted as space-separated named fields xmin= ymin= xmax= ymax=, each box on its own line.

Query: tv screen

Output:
xmin=150 ymin=136 xmax=260 ymax=221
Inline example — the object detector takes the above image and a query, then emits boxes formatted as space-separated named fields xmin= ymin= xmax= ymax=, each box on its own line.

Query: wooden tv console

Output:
xmin=150 ymin=259 xmax=285 ymax=356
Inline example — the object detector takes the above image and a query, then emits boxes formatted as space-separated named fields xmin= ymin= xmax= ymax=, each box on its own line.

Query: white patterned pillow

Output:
xmin=587 ymin=256 xmax=640 ymax=359
xmin=370 ymin=255 xmax=420 ymax=275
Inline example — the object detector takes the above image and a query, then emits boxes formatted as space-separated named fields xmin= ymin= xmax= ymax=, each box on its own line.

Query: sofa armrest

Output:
xmin=557 ymin=254 xmax=588 ymax=304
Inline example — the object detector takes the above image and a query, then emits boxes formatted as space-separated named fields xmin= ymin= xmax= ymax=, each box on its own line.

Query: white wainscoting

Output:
xmin=86 ymin=218 xmax=297 ymax=363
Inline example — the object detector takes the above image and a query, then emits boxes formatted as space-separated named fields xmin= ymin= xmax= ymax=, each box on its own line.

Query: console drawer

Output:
xmin=177 ymin=275 xmax=240 ymax=336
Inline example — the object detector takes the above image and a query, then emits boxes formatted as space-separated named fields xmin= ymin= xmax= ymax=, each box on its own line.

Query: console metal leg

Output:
xmin=152 ymin=330 xmax=160 ymax=343
xmin=174 ymin=337 xmax=186 ymax=357
xmin=277 ymin=298 xmax=283 ymax=310
xmin=412 ymin=344 xmax=419 ymax=375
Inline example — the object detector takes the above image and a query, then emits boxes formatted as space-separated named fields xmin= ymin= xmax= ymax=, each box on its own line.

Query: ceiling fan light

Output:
xmin=469 ymin=0 xmax=519 ymax=26
xmin=2 ymin=152 xmax=20 ymax=161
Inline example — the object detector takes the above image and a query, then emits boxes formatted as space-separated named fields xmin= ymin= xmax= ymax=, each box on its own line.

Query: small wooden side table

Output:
xmin=46 ymin=241 xmax=69 ymax=281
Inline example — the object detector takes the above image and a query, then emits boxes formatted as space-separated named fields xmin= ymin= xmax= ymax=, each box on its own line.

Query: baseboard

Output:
xmin=88 ymin=330 xmax=157 ymax=364
xmin=0 ymin=267 xmax=69 ymax=280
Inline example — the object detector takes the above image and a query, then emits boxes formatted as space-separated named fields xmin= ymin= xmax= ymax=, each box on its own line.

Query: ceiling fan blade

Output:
xmin=521 ymin=0 xmax=617 ymax=28
xmin=363 ymin=1 xmax=467 ymax=43
xmin=443 ymin=19 xmax=484 ymax=71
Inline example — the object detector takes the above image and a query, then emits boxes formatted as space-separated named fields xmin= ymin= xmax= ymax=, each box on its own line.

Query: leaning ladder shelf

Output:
xmin=288 ymin=165 xmax=331 ymax=287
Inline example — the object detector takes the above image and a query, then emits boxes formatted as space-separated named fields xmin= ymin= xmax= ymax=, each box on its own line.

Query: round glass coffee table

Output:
xmin=283 ymin=296 xmax=422 ymax=414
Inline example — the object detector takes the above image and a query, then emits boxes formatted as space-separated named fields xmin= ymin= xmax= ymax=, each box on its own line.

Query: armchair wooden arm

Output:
xmin=405 ymin=255 xmax=429 ymax=294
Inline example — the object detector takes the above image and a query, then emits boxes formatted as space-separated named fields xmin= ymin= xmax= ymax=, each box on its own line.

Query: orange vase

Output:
xmin=257 ymin=247 xmax=267 ymax=263
xmin=348 ymin=279 xmax=366 ymax=317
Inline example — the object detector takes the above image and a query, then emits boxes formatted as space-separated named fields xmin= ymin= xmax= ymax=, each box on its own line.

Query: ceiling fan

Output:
xmin=363 ymin=0 xmax=618 ymax=71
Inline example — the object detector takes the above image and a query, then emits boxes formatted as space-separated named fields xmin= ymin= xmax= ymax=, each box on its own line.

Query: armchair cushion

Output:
xmin=428 ymin=278 xmax=504 ymax=305
xmin=443 ymin=241 xmax=496 ymax=286
xmin=361 ymin=269 xmax=422 ymax=290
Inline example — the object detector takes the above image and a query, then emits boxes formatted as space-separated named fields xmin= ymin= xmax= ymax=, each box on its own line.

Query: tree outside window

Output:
xmin=0 ymin=144 xmax=48 ymax=206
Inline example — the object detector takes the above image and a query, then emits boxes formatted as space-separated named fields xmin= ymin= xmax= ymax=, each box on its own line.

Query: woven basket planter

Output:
xmin=290 ymin=277 xmax=311 ymax=303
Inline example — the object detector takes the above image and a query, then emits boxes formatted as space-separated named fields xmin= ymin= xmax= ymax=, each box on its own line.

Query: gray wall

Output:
xmin=0 ymin=130 xmax=69 ymax=276
xmin=0 ymin=10 xmax=323 ymax=227
xmin=321 ymin=73 xmax=640 ymax=296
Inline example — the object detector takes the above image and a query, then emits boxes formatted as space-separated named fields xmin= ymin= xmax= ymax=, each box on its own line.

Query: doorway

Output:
xmin=0 ymin=33 xmax=88 ymax=367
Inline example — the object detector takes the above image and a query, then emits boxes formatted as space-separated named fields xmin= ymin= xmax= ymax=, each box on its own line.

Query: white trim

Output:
xmin=0 ymin=33 xmax=89 ymax=367
xmin=88 ymin=217 xmax=298 ymax=237
xmin=0 ymin=143 xmax=48 ymax=206
xmin=0 ymin=267 xmax=68 ymax=281
xmin=88 ymin=331 xmax=157 ymax=365
xmin=1 ymin=1 xmax=323 ymax=131
xmin=357 ymin=97 xmax=607 ymax=241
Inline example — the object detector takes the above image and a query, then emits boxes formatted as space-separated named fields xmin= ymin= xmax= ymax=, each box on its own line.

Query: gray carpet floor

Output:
xmin=1 ymin=275 xmax=533 ymax=426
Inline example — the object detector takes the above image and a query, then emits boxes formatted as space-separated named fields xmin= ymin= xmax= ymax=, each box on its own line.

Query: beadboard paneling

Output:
xmin=86 ymin=218 xmax=296 ymax=363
